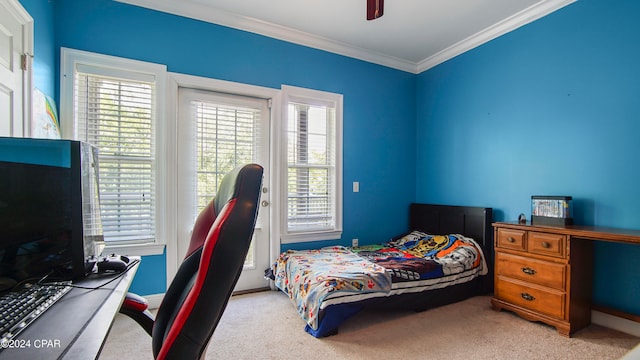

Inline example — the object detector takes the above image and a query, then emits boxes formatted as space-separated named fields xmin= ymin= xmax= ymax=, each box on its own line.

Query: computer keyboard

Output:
xmin=0 ymin=283 xmax=72 ymax=345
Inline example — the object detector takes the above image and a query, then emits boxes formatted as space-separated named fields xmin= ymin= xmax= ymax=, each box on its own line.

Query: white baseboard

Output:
xmin=592 ymin=310 xmax=640 ymax=337
xmin=620 ymin=343 xmax=640 ymax=360
xmin=143 ymin=293 xmax=164 ymax=310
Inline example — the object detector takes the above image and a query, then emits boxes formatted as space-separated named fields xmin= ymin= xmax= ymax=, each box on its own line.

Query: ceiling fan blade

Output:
xmin=366 ymin=0 xmax=384 ymax=20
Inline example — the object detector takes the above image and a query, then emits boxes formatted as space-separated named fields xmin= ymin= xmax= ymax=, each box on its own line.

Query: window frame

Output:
xmin=279 ymin=85 xmax=343 ymax=244
xmin=59 ymin=48 xmax=167 ymax=256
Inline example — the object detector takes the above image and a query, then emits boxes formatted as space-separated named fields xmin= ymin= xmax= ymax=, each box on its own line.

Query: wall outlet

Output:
xmin=352 ymin=238 xmax=359 ymax=247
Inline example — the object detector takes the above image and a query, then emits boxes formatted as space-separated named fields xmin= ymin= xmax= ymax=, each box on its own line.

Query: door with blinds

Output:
xmin=178 ymin=88 xmax=270 ymax=292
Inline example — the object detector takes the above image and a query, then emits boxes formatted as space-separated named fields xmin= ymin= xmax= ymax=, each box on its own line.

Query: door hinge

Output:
xmin=21 ymin=53 xmax=33 ymax=71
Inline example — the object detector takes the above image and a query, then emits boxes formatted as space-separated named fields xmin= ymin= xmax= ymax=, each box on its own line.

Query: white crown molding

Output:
xmin=116 ymin=0 xmax=575 ymax=74
xmin=115 ymin=0 xmax=417 ymax=73
xmin=417 ymin=0 xmax=577 ymax=73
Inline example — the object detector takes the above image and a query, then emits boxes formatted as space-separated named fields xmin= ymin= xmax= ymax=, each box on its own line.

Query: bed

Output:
xmin=268 ymin=203 xmax=494 ymax=337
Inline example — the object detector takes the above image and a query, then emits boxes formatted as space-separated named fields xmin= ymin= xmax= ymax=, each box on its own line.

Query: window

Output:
xmin=280 ymin=85 xmax=342 ymax=243
xmin=181 ymin=89 xmax=265 ymax=216
xmin=60 ymin=48 xmax=166 ymax=254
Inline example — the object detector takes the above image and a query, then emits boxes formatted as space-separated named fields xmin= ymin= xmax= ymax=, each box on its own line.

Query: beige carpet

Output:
xmin=101 ymin=291 xmax=639 ymax=360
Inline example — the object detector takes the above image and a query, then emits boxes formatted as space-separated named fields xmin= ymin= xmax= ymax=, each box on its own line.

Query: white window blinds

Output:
xmin=75 ymin=72 xmax=156 ymax=243
xmin=189 ymin=97 xmax=262 ymax=215
xmin=287 ymin=102 xmax=335 ymax=231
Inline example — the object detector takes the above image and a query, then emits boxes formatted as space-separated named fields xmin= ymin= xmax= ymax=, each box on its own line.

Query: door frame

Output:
xmin=165 ymin=72 xmax=280 ymax=288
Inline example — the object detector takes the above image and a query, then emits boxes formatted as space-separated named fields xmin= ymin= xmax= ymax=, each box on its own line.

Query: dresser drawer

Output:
xmin=495 ymin=278 xmax=565 ymax=319
xmin=529 ymin=231 xmax=566 ymax=258
xmin=496 ymin=228 xmax=526 ymax=251
xmin=495 ymin=252 xmax=566 ymax=290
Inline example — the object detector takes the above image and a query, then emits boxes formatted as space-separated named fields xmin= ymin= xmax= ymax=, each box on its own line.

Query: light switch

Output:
xmin=353 ymin=181 xmax=359 ymax=192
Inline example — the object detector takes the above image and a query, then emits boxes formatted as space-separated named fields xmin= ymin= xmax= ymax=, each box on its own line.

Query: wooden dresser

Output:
xmin=491 ymin=222 xmax=593 ymax=336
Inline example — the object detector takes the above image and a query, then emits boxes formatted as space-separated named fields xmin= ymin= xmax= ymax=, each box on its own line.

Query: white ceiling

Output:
xmin=117 ymin=0 xmax=575 ymax=73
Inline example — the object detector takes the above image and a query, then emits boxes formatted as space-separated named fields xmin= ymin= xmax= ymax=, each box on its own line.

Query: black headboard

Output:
xmin=409 ymin=203 xmax=494 ymax=291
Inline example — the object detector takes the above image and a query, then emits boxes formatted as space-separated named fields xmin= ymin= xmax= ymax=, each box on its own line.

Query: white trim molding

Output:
xmin=116 ymin=0 xmax=575 ymax=74
xmin=115 ymin=0 xmax=416 ymax=73
xmin=416 ymin=0 xmax=577 ymax=73
xmin=104 ymin=243 xmax=165 ymax=257
xmin=592 ymin=310 xmax=640 ymax=338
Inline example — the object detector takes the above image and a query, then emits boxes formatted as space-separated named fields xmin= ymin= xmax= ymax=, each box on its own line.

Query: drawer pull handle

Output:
xmin=541 ymin=241 xmax=551 ymax=249
xmin=521 ymin=267 xmax=537 ymax=275
xmin=507 ymin=237 xmax=516 ymax=243
xmin=521 ymin=293 xmax=536 ymax=301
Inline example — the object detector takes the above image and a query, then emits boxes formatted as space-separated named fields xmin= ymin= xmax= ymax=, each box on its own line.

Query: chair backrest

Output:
xmin=152 ymin=164 xmax=263 ymax=360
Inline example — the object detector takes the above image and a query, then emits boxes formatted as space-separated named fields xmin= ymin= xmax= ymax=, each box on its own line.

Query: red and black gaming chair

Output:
xmin=119 ymin=164 xmax=263 ymax=360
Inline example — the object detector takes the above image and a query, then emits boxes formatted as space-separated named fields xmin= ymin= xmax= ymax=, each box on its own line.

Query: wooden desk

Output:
xmin=0 ymin=260 xmax=139 ymax=359
xmin=496 ymin=222 xmax=640 ymax=245
xmin=491 ymin=222 xmax=640 ymax=336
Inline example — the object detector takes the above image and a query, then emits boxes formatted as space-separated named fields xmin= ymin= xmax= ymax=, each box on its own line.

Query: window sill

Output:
xmin=280 ymin=230 xmax=342 ymax=244
xmin=103 ymin=242 xmax=165 ymax=257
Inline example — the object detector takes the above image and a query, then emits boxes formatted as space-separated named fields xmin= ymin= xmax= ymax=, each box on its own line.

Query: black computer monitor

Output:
xmin=0 ymin=138 xmax=104 ymax=291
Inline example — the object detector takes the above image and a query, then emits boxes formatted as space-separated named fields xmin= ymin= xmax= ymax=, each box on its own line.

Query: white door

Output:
xmin=177 ymin=88 xmax=271 ymax=292
xmin=0 ymin=0 xmax=32 ymax=137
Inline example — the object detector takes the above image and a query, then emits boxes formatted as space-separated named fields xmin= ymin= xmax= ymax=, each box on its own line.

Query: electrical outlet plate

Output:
xmin=352 ymin=238 xmax=358 ymax=247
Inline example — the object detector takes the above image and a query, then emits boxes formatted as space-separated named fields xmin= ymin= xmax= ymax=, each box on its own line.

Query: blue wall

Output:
xmin=20 ymin=0 xmax=56 ymax=98
xmin=0 ymin=137 xmax=71 ymax=167
xmin=21 ymin=0 xmax=639 ymax=315
xmin=20 ymin=0 xmax=416 ymax=295
xmin=416 ymin=0 xmax=640 ymax=315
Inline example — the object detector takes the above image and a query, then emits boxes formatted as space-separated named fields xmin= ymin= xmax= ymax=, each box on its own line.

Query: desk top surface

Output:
xmin=493 ymin=221 xmax=640 ymax=245
xmin=0 ymin=261 xmax=139 ymax=360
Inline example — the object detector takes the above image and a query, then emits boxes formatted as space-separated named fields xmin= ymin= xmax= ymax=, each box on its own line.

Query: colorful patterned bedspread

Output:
xmin=271 ymin=232 xmax=486 ymax=330
xmin=272 ymin=246 xmax=392 ymax=330
xmin=354 ymin=231 xmax=487 ymax=282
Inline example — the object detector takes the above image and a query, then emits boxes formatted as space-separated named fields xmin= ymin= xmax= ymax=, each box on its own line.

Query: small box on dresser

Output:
xmin=531 ymin=196 xmax=573 ymax=226
xmin=491 ymin=222 xmax=593 ymax=337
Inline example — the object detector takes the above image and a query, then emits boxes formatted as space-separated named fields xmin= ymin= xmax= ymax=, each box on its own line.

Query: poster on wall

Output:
xmin=31 ymin=88 xmax=61 ymax=139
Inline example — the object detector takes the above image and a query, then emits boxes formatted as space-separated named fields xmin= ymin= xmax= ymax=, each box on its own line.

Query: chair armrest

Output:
xmin=119 ymin=292 xmax=155 ymax=336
